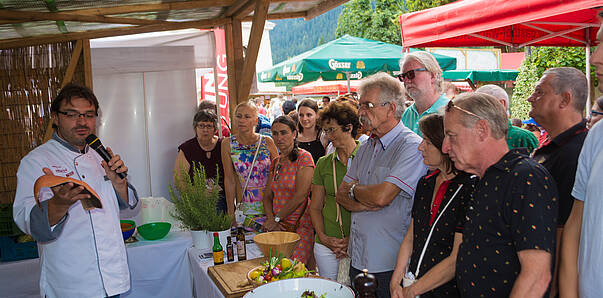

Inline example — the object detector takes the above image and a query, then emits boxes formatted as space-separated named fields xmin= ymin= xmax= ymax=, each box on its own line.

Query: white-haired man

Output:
xmin=476 ymin=84 xmax=538 ymax=153
xmin=399 ymin=51 xmax=449 ymax=135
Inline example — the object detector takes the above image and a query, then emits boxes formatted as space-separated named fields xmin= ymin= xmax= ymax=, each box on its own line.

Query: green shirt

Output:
xmin=506 ymin=119 xmax=538 ymax=153
xmin=401 ymin=94 xmax=450 ymax=136
xmin=311 ymin=142 xmax=359 ymax=244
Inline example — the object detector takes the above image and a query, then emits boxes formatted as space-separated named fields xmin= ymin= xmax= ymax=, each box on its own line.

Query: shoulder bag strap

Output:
xmin=332 ymin=157 xmax=345 ymax=238
xmin=414 ymin=183 xmax=464 ymax=277
xmin=242 ymin=135 xmax=263 ymax=193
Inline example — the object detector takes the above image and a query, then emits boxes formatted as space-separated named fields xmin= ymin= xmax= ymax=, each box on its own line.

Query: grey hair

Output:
xmin=451 ymin=92 xmax=508 ymax=140
xmin=476 ymin=84 xmax=509 ymax=108
xmin=358 ymin=72 xmax=406 ymax=119
xmin=542 ymin=67 xmax=587 ymax=113
xmin=400 ymin=51 xmax=443 ymax=93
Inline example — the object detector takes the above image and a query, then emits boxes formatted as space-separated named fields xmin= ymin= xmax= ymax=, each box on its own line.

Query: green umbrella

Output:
xmin=258 ymin=35 xmax=457 ymax=85
xmin=442 ymin=69 xmax=519 ymax=82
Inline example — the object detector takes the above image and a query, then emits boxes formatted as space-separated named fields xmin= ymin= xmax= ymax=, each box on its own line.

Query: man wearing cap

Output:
xmin=476 ymin=84 xmax=538 ymax=153
xmin=399 ymin=51 xmax=449 ymax=135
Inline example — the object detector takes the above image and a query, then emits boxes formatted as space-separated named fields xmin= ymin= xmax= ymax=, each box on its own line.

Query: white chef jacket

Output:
xmin=13 ymin=134 xmax=138 ymax=298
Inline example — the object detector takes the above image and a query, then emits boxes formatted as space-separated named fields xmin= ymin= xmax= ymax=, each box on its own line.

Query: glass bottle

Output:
xmin=236 ymin=227 xmax=247 ymax=261
xmin=226 ymin=236 xmax=235 ymax=262
xmin=212 ymin=232 xmax=224 ymax=265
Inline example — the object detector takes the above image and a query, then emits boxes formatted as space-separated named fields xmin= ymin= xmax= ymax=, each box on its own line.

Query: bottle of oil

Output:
xmin=212 ymin=232 xmax=224 ymax=265
xmin=226 ymin=236 xmax=235 ymax=262
xmin=236 ymin=227 xmax=247 ymax=261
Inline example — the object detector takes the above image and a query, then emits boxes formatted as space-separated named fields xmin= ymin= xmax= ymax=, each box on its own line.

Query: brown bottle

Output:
xmin=354 ymin=269 xmax=377 ymax=298
xmin=226 ymin=236 xmax=235 ymax=262
xmin=236 ymin=227 xmax=247 ymax=261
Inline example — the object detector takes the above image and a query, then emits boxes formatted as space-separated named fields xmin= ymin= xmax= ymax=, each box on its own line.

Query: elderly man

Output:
xmin=13 ymin=83 xmax=138 ymax=298
xmin=527 ymin=67 xmax=588 ymax=297
xmin=336 ymin=72 xmax=426 ymax=297
xmin=560 ymin=13 xmax=603 ymax=298
xmin=476 ymin=84 xmax=538 ymax=152
xmin=400 ymin=51 xmax=449 ymax=135
xmin=442 ymin=92 xmax=558 ymax=298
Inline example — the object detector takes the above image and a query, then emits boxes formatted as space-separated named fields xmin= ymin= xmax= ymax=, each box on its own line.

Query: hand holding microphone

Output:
xmin=85 ymin=134 xmax=127 ymax=180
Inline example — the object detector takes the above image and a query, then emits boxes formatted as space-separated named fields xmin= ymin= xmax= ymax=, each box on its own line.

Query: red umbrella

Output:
xmin=292 ymin=79 xmax=362 ymax=95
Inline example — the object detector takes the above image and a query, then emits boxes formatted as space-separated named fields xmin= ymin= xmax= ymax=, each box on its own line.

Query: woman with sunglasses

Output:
xmin=297 ymin=98 xmax=327 ymax=163
xmin=309 ymin=101 xmax=361 ymax=281
xmin=174 ymin=109 xmax=227 ymax=214
xmin=262 ymin=116 xmax=315 ymax=263
xmin=390 ymin=114 xmax=476 ymax=298
xmin=588 ymin=95 xmax=603 ymax=129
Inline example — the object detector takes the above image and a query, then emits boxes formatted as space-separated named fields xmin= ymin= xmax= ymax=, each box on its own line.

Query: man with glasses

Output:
xmin=526 ymin=67 xmax=588 ymax=297
xmin=560 ymin=12 xmax=603 ymax=297
xmin=442 ymin=93 xmax=558 ymax=298
xmin=13 ymin=83 xmax=138 ymax=298
xmin=399 ymin=51 xmax=449 ymax=135
xmin=336 ymin=72 xmax=426 ymax=297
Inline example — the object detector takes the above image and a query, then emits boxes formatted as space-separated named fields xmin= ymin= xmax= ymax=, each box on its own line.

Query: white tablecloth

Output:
xmin=0 ymin=231 xmax=193 ymax=298
xmin=188 ymin=242 xmax=262 ymax=298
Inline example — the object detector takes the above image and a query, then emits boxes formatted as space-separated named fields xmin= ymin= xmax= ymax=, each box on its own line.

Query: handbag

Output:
xmin=402 ymin=183 xmax=465 ymax=297
xmin=333 ymin=158 xmax=351 ymax=286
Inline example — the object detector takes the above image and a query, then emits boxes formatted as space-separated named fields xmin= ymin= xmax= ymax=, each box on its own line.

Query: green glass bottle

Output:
xmin=212 ymin=232 xmax=224 ymax=265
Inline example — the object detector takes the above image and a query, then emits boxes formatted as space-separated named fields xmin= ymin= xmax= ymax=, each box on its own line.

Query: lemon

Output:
xmin=280 ymin=258 xmax=292 ymax=270
xmin=250 ymin=269 xmax=262 ymax=280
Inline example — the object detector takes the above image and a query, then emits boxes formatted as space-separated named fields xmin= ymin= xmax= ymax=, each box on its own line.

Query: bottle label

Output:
xmin=213 ymin=251 xmax=224 ymax=264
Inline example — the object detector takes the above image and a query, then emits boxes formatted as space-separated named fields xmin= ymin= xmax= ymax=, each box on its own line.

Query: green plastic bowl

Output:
xmin=137 ymin=222 xmax=171 ymax=240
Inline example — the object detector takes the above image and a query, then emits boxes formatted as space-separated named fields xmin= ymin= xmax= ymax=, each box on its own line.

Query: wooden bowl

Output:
xmin=247 ymin=265 xmax=266 ymax=285
xmin=253 ymin=231 xmax=300 ymax=258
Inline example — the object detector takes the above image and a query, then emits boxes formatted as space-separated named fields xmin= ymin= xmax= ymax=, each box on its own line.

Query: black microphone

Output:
xmin=85 ymin=134 xmax=127 ymax=179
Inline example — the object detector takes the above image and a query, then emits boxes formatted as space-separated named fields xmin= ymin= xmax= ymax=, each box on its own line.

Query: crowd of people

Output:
xmin=11 ymin=12 xmax=603 ymax=298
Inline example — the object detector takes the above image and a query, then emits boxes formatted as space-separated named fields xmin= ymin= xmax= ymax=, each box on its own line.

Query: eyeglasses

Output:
xmin=590 ymin=110 xmax=603 ymax=118
xmin=445 ymin=100 xmax=483 ymax=119
xmin=196 ymin=124 xmax=215 ymax=130
xmin=57 ymin=110 xmax=97 ymax=119
xmin=323 ymin=126 xmax=341 ymax=135
xmin=273 ymin=164 xmax=282 ymax=182
xmin=358 ymin=101 xmax=389 ymax=110
xmin=397 ymin=68 xmax=428 ymax=81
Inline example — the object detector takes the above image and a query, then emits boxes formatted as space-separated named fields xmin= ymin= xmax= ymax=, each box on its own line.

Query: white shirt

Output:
xmin=13 ymin=136 xmax=137 ymax=298
xmin=572 ymin=120 xmax=603 ymax=297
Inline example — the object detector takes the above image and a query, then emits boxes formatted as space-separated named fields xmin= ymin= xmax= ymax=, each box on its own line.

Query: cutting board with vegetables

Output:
xmin=208 ymin=257 xmax=267 ymax=298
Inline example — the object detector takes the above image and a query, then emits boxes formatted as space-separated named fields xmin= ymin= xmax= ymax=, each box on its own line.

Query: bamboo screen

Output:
xmin=0 ymin=41 xmax=84 ymax=204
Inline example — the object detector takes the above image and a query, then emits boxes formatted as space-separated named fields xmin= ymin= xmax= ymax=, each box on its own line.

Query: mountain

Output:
xmin=269 ymin=6 xmax=344 ymax=65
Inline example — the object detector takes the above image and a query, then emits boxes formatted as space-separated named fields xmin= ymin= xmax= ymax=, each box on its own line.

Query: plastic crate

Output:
xmin=0 ymin=204 xmax=22 ymax=237
xmin=0 ymin=236 xmax=39 ymax=262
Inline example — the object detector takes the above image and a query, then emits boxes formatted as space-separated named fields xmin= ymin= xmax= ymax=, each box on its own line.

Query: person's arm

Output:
xmin=102 ymin=147 xmax=129 ymax=203
xmin=390 ymin=220 xmax=414 ymax=298
xmin=173 ymin=149 xmax=190 ymax=187
xmin=261 ymin=159 xmax=281 ymax=231
xmin=336 ymin=181 xmax=380 ymax=212
xmin=509 ymin=249 xmax=552 ymax=298
xmin=403 ymin=232 xmax=463 ymax=297
xmin=354 ymin=181 xmax=401 ymax=208
xmin=265 ymin=136 xmax=279 ymax=161
xmin=221 ymin=139 xmax=237 ymax=226
xmin=559 ymin=199 xmax=583 ymax=298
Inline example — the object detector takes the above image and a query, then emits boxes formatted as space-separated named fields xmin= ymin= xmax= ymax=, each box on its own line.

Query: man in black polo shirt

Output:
xmin=442 ymin=92 xmax=558 ymax=298
xmin=527 ymin=67 xmax=588 ymax=297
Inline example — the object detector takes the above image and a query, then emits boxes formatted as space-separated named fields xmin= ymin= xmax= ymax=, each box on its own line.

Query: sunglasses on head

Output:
xmin=397 ymin=68 xmax=427 ymax=81
xmin=445 ymin=100 xmax=483 ymax=119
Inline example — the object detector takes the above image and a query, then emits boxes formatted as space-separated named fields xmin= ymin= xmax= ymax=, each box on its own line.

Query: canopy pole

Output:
xmin=586 ymin=28 xmax=591 ymax=114
xmin=345 ymin=72 xmax=351 ymax=93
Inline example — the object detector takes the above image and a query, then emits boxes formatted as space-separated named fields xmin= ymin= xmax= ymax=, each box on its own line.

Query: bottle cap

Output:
xmin=213 ymin=232 xmax=219 ymax=237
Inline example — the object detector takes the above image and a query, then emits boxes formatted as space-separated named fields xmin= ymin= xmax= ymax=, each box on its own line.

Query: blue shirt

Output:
xmin=401 ymin=94 xmax=449 ymax=135
xmin=343 ymin=120 xmax=427 ymax=272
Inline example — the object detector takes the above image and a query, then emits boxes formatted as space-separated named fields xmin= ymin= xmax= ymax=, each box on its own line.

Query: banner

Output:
xmin=199 ymin=28 xmax=230 ymax=126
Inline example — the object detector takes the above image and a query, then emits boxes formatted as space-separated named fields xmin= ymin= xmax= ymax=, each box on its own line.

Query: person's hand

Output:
xmin=262 ymin=218 xmax=283 ymax=232
xmin=335 ymin=180 xmax=356 ymax=205
xmin=318 ymin=234 xmax=348 ymax=258
xmin=390 ymin=281 xmax=405 ymax=298
xmin=402 ymin=285 xmax=417 ymax=298
xmin=101 ymin=147 xmax=128 ymax=186
xmin=43 ymin=168 xmax=89 ymax=208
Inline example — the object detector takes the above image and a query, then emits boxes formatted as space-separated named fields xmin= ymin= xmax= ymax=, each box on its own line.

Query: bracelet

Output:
xmin=349 ymin=183 xmax=358 ymax=202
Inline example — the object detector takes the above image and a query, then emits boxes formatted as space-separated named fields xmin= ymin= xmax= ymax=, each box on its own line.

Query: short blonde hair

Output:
xmin=401 ymin=51 xmax=443 ymax=93
xmin=235 ymin=101 xmax=258 ymax=114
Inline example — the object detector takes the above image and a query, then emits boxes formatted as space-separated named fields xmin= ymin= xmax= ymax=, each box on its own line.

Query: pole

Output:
xmin=345 ymin=72 xmax=351 ymax=93
xmin=585 ymin=28 xmax=592 ymax=115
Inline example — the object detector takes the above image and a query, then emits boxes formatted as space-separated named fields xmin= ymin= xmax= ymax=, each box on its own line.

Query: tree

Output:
xmin=335 ymin=0 xmax=455 ymax=45
xmin=510 ymin=47 xmax=597 ymax=120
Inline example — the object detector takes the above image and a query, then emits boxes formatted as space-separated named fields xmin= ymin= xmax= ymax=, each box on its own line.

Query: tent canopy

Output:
xmin=443 ymin=69 xmax=519 ymax=82
xmin=258 ymin=35 xmax=457 ymax=83
xmin=399 ymin=0 xmax=600 ymax=48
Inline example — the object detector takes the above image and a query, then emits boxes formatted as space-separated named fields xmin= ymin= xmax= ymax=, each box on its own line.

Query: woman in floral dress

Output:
xmin=262 ymin=115 xmax=315 ymax=263
xmin=222 ymin=102 xmax=278 ymax=226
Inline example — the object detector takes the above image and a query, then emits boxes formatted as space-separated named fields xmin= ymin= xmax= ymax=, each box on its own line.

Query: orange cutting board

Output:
xmin=208 ymin=257 xmax=267 ymax=298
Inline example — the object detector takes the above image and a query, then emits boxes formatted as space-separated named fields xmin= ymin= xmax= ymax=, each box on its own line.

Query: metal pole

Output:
xmin=346 ymin=72 xmax=351 ymax=93
xmin=586 ymin=28 xmax=592 ymax=115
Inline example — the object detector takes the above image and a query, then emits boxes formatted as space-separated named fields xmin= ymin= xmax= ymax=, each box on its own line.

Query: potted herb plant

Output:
xmin=169 ymin=163 xmax=232 ymax=251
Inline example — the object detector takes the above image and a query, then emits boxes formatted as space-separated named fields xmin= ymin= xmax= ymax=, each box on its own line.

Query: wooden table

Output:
xmin=208 ymin=257 xmax=266 ymax=297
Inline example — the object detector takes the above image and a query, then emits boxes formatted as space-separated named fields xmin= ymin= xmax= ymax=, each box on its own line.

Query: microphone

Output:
xmin=85 ymin=134 xmax=127 ymax=179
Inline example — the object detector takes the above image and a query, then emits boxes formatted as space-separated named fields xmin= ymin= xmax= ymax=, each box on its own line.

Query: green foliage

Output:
xmin=169 ymin=163 xmax=231 ymax=231
xmin=335 ymin=0 xmax=455 ymax=45
xmin=510 ymin=47 xmax=597 ymax=120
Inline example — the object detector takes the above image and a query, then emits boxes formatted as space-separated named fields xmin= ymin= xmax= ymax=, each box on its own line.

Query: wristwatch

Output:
xmin=349 ymin=183 xmax=358 ymax=201
xmin=274 ymin=216 xmax=281 ymax=223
